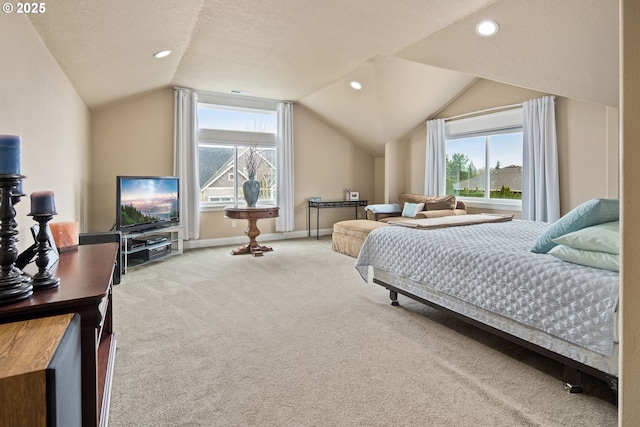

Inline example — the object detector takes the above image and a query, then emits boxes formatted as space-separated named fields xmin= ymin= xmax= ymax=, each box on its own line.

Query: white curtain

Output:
xmin=522 ymin=95 xmax=560 ymax=222
xmin=425 ymin=118 xmax=446 ymax=196
xmin=276 ymin=102 xmax=295 ymax=232
xmin=173 ymin=88 xmax=201 ymax=239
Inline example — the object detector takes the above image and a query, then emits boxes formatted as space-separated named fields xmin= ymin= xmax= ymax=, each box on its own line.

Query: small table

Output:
xmin=308 ymin=199 xmax=368 ymax=239
xmin=224 ymin=206 xmax=279 ymax=256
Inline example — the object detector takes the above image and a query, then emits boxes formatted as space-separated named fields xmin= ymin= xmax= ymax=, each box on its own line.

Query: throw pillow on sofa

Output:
xmin=402 ymin=202 xmax=425 ymax=218
xmin=398 ymin=193 xmax=457 ymax=211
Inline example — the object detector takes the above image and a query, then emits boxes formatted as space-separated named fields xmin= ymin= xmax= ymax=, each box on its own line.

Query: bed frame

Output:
xmin=374 ymin=278 xmax=619 ymax=395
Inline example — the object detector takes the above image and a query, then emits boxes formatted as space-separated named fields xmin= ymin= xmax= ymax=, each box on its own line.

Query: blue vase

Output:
xmin=243 ymin=175 xmax=261 ymax=207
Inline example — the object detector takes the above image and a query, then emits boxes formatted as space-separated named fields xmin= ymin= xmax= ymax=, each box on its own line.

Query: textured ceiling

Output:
xmin=28 ymin=0 xmax=618 ymax=156
xmin=398 ymin=0 xmax=619 ymax=108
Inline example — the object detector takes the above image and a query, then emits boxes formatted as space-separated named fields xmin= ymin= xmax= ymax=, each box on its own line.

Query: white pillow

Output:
xmin=552 ymin=221 xmax=619 ymax=254
xmin=530 ymin=198 xmax=619 ymax=253
xmin=401 ymin=202 xmax=425 ymax=218
xmin=548 ymin=245 xmax=619 ymax=272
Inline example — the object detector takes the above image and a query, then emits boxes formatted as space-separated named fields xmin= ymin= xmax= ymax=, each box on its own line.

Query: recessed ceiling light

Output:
xmin=350 ymin=81 xmax=363 ymax=90
xmin=153 ymin=49 xmax=172 ymax=58
xmin=476 ymin=20 xmax=499 ymax=37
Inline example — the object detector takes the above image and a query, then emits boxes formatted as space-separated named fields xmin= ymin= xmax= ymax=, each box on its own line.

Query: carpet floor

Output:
xmin=108 ymin=236 xmax=617 ymax=426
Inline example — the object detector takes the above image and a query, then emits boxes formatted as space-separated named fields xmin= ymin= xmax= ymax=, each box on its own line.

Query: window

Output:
xmin=197 ymin=99 xmax=278 ymax=209
xmin=445 ymin=108 xmax=523 ymax=206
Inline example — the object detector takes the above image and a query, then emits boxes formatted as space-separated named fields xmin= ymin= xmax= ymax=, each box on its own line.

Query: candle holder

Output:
xmin=29 ymin=214 xmax=60 ymax=290
xmin=0 ymin=174 xmax=33 ymax=305
xmin=11 ymin=179 xmax=32 ymax=285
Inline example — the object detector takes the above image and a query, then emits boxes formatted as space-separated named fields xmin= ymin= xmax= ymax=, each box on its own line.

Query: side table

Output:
xmin=308 ymin=200 xmax=368 ymax=239
xmin=224 ymin=206 xmax=279 ymax=256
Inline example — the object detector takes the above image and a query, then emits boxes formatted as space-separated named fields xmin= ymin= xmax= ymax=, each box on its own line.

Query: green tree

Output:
xmin=446 ymin=153 xmax=476 ymax=195
xmin=446 ymin=153 xmax=470 ymax=181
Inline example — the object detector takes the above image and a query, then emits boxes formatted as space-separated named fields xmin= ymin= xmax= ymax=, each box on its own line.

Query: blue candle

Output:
xmin=0 ymin=135 xmax=21 ymax=175
xmin=30 ymin=191 xmax=57 ymax=215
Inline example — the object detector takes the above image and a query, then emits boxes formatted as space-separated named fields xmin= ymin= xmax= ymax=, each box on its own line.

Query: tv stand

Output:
xmin=121 ymin=225 xmax=184 ymax=273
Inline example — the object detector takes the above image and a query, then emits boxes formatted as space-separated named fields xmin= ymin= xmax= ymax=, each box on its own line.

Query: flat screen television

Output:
xmin=116 ymin=176 xmax=180 ymax=232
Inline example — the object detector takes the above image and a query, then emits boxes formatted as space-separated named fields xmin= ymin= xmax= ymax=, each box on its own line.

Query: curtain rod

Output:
xmin=443 ymin=103 xmax=522 ymax=122
xmin=174 ymin=86 xmax=293 ymax=104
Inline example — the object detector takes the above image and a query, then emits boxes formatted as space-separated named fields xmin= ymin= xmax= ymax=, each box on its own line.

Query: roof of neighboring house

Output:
xmin=453 ymin=165 xmax=522 ymax=192
xmin=200 ymin=149 xmax=274 ymax=192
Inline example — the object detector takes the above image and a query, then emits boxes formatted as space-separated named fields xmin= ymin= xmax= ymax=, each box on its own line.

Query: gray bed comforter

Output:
xmin=355 ymin=219 xmax=619 ymax=356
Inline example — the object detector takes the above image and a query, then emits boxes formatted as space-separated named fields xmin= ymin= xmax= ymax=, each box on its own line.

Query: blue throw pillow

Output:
xmin=530 ymin=198 xmax=619 ymax=254
xmin=401 ymin=202 xmax=425 ymax=218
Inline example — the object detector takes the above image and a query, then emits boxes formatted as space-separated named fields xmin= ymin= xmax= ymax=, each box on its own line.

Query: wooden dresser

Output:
xmin=0 ymin=242 xmax=118 ymax=427
xmin=0 ymin=313 xmax=82 ymax=426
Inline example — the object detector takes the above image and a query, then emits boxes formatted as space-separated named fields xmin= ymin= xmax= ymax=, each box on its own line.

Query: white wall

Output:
xmin=393 ymin=79 xmax=618 ymax=216
xmin=90 ymin=93 xmax=375 ymax=238
xmin=90 ymin=88 xmax=174 ymax=232
xmin=556 ymin=98 xmax=619 ymax=212
xmin=0 ymin=15 xmax=90 ymax=249
xmin=620 ymin=0 xmax=640 ymax=423
xmin=384 ymin=140 xmax=405 ymax=204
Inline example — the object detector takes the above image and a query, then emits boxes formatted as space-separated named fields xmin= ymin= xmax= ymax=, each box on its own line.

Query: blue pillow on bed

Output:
xmin=552 ymin=221 xmax=619 ymax=254
xmin=548 ymin=245 xmax=619 ymax=272
xmin=530 ymin=198 xmax=619 ymax=254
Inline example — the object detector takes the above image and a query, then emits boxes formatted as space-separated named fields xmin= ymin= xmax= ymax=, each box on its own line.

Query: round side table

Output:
xmin=223 ymin=206 xmax=279 ymax=256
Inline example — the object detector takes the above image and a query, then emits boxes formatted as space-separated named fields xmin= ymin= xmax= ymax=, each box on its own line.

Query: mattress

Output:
xmin=354 ymin=219 xmax=620 ymax=375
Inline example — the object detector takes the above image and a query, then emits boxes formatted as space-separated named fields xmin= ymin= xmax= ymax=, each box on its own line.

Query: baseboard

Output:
xmin=184 ymin=228 xmax=333 ymax=250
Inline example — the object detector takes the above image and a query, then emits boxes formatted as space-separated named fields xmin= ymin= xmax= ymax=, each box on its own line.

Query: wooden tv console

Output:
xmin=0 ymin=242 xmax=119 ymax=427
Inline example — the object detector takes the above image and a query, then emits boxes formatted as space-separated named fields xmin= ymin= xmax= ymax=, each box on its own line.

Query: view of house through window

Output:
xmin=445 ymin=108 xmax=523 ymax=203
xmin=197 ymin=104 xmax=277 ymax=207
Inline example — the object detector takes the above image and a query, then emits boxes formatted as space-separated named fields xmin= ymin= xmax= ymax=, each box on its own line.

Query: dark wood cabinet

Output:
xmin=0 ymin=242 xmax=118 ymax=427
xmin=0 ymin=313 xmax=82 ymax=427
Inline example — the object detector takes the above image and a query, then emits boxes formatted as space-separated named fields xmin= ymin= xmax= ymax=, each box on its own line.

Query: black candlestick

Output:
xmin=29 ymin=214 xmax=60 ymax=290
xmin=0 ymin=174 xmax=33 ymax=304
xmin=11 ymin=179 xmax=32 ymax=285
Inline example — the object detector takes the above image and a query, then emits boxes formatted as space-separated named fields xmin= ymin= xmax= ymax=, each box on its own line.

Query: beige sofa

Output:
xmin=366 ymin=193 xmax=467 ymax=222
xmin=332 ymin=194 xmax=467 ymax=258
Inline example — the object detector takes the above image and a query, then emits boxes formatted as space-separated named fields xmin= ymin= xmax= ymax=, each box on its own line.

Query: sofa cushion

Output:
xmin=333 ymin=220 xmax=387 ymax=240
xmin=398 ymin=193 xmax=457 ymax=211
xmin=366 ymin=211 xmax=398 ymax=221
xmin=332 ymin=220 xmax=388 ymax=258
xmin=415 ymin=210 xmax=456 ymax=219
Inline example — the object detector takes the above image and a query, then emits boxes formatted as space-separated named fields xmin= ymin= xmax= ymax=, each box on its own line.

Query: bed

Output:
xmin=354 ymin=217 xmax=619 ymax=393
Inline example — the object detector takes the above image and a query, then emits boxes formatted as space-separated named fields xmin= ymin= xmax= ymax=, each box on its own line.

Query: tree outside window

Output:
xmin=445 ymin=132 xmax=522 ymax=201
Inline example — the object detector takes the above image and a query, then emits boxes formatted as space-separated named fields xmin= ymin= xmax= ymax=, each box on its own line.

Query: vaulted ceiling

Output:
xmin=28 ymin=0 xmax=618 ymax=156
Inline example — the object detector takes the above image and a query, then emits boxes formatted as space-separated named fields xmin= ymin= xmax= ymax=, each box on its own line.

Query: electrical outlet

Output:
xmin=231 ymin=220 xmax=237 ymax=227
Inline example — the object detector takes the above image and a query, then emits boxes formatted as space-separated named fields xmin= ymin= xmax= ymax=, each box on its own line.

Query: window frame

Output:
xmin=444 ymin=108 xmax=523 ymax=211
xmin=196 ymin=95 xmax=278 ymax=211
